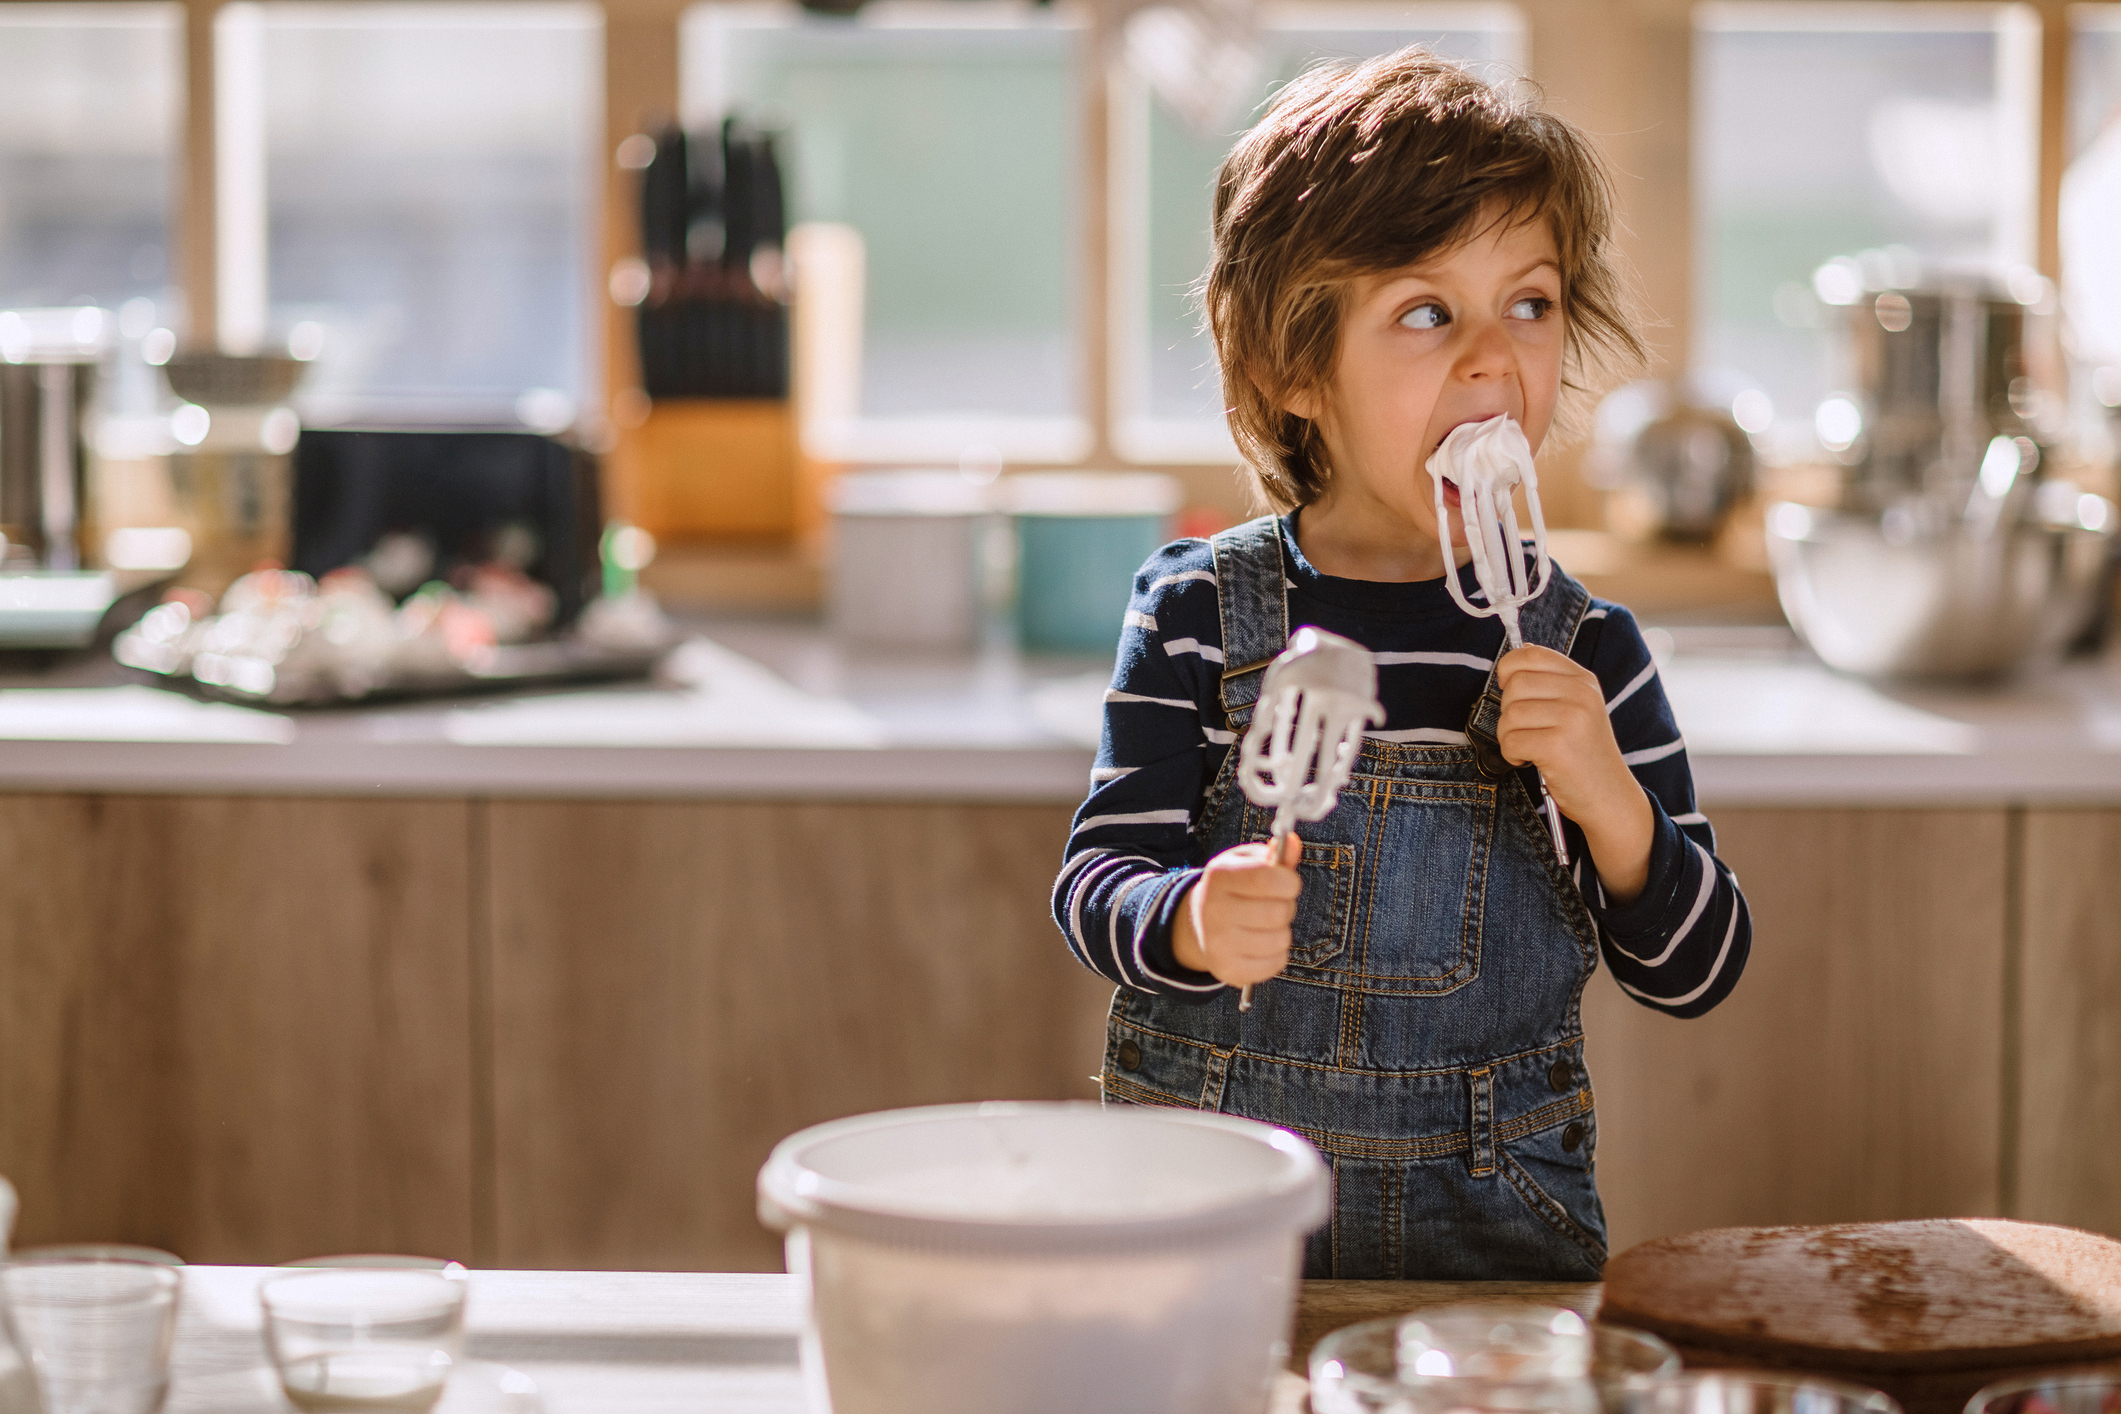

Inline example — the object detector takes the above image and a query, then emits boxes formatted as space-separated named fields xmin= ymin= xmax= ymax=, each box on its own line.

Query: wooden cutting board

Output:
xmin=1601 ymin=1220 xmax=2121 ymax=1414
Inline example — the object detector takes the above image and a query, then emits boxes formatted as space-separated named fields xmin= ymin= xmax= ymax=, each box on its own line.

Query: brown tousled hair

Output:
xmin=1204 ymin=48 xmax=1647 ymax=510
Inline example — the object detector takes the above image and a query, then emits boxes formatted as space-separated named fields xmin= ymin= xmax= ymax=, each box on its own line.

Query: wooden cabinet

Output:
xmin=2015 ymin=809 xmax=2121 ymax=1239
xmin=0 ymin=795 xmax=475 ymax=1263
xmin=1583 ymin=809 xmax=2010 ymax=1252
xmin=0 ymin=793 xmax=2113 ymax=1269
xmin=483 ymin=799 xmax=1107 ymax=1271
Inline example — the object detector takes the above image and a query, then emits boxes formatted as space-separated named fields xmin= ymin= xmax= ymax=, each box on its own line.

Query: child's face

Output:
xmin=1288 ymin=208 xmax=1564 ymax=552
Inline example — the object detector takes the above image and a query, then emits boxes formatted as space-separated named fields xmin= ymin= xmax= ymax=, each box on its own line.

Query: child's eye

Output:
xmin=1509 ymin=297 xmax=1555 ymax=320
xmin=1398 ymin=302 xmax=1449 ymax=331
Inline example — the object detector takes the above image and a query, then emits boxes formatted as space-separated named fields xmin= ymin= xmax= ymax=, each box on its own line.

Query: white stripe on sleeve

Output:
xmin=1618 ymin=900 xmax=1741 ymax=1009
xmin=1133 ymin=875 xmax=1221 ymax=992
xmin=1125 ymin=610 xmax=1157 ymax=631
xmin=1107 ymin=872 xmax=1155 ymax=983
xmin=1607 ymin=842 xmax=1718 ymax=968
xmin=1583 ymin=607 xmax=1608 ymax=620
xmin=1373 ymin=650 xmax=1494 ymax=671
xmin=1622 ymin=738 xmax=1686 ymax=767
xmin=1163 ymin=638 xmax=1226 ymax=664
xmin=1605 ymin=660 xmax=1658 ymax=715
xmin=1147 ymin=569 xmax=1216 ymax=592
xmin=1369 ymin=727 xmax=1471 ymax=745
xmin=1066 ymin=853 xmax=1149 ymax=965
xmin=1072 ymin=809 xmax=1193 ymax=836
xmin=1090 ymin=766 xmax=1137 ymax=782
xmin=1670 ymin=811 xmax=1708 ymax=826
xmin=1203 ymin=727 xmax=1236 ymax=744
xmin=1105 ymin=689 xmax=1196 ymax=710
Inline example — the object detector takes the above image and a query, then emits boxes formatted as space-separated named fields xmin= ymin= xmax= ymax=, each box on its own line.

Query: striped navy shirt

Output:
xmin=1052 ymin=518 xmax=1750 ymax=1019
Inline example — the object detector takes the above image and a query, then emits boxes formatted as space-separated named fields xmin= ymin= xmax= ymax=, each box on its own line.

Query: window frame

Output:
xmin=1104 ymin=0 xmax=1527 ymax=465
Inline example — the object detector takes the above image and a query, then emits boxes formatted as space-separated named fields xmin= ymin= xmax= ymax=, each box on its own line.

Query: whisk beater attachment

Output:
xmin=1429 ymin=415 xmax=1552 ymax=648
xmin=1234 ymin=626 xmax=1382 ymax=1011
xmin=1426 ymin=415 xmax=1570 ymax=864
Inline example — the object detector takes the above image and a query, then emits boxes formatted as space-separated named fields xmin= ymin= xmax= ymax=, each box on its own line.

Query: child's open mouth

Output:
xmin=1439 ymin=476 xmax=1463 ymax=510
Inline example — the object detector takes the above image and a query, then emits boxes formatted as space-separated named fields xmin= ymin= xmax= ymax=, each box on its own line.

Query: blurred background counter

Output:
xmin=1 ymin=619 xmax=2119 ymax=1283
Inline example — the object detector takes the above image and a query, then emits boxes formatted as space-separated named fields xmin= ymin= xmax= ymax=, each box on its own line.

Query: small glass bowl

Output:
xmin=1965 ymin=1369 xmax=2121 ymax=1414
xmin=260 ymin=1266 xmax=468 ymax=1413
xmin=1311 ymin=1310 xmax=1680 ymax=1414
xmin=1620 ymin=1371 xmax=1904 ymax=1414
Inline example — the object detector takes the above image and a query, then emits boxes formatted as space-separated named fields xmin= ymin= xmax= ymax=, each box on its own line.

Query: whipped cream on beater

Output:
xmin=1423 ymin=414 xmax=1551 ymax=647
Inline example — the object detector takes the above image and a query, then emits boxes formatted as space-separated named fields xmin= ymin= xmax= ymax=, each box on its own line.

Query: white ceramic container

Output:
xmin=757 ymin=1101 xmax=1329 ymax=1414
xmin=827 ymin=471 xmax=995 ymax=650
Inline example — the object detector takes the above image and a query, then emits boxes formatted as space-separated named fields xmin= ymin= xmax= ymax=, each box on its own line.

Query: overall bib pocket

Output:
xmin=1244 ymin=773 xmax=1497 ymax=995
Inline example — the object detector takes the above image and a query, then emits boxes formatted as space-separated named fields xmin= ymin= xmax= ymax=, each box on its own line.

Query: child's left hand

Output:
xmin=1495 ymin=646 xmax=1653 ymax=902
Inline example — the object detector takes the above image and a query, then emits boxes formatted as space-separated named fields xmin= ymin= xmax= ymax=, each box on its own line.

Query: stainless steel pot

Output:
xmin=0 ymin=307 xmax=111 ymax=571
xmin=1813 ymin=258 xmax=2049 ymax=511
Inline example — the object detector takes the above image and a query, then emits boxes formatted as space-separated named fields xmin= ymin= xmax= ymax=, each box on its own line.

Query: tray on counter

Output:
xmin=119 ymin=630 xmax=680 ymax=709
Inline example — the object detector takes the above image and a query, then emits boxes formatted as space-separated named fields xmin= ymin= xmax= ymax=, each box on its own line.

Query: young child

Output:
xmin=1053 ymin=49 xmax=1751 ymax=1281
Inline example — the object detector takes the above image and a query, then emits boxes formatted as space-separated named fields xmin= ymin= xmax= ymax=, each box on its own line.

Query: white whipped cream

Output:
xmin=1425 ymin=413 xmax=1534 ymax=494
xmin=1421 ymin=414 xmax=1551 ymax=646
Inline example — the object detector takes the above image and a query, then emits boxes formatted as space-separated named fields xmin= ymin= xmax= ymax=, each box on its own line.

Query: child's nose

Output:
xmin=1454 ymin=319 xmax=1516 ymax=380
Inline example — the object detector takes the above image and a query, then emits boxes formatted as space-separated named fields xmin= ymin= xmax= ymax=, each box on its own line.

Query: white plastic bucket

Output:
xmin=757 ymin=1101 xmax=1329 ymax=1414
xmin=828 ymin=471 xmax=995 ymax=650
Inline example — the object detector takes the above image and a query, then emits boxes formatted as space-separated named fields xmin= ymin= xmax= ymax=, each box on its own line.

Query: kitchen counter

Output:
xmin=4 ymin=618 xmax=2119 ymax=1277
xmin=0 ymin=619 xmax=2118 ymax=804
xmin=157 ymin=1265 xmax=1592 ymax=1414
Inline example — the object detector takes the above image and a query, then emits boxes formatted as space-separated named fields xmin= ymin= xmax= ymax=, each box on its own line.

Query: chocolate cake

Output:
xmin=1600 ymin=1219 xmax=2121 ymax=1414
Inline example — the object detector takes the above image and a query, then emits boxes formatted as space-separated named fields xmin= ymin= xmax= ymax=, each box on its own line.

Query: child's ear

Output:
xmin=1267 ymin=377 xmax=1321 ymax=422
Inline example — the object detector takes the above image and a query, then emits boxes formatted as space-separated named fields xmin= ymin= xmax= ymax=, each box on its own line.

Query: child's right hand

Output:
xmin=1171 ymin=834 xmax=1304 ymax=988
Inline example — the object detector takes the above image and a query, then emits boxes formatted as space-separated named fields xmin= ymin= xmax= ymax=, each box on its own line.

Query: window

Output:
xmin=217 ymin=2 xmax=602 ymax=428
xmin=683 ymin=0 xmax=1087 ymax=462
xmin=2065 ymin=2 xmax=2121 ymax=436
xmin=0 ymin=4 xmax=179 ymax=313
xmin=1110 ymin=4 xmax=1524 ymax=462
xmin=1693 ymin=2 xmax=2041 ymax=455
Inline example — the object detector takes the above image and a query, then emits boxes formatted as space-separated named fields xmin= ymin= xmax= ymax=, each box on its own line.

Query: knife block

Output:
xmin=606 ymin=398 xmax=797 ymax=543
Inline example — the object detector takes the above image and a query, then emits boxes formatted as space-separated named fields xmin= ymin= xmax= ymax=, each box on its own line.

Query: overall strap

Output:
xmin=1210 ymin=515 xmax=1289 ymax=734
xmin=1464 ymin=548 xmax=1593 ymax=780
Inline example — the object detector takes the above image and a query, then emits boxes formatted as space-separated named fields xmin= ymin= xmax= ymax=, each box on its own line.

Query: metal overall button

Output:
xmin=1561 ymin=1121 xmax=1586 ymax=1153
xmin=1548 ymin=1060 xmax=1573 ymax=1093
xmin=1117 ymin=1038 xmax=1142 ymax=1072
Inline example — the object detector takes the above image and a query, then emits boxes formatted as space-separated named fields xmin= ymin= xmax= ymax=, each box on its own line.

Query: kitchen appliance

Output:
xmin=0 ymin=308 xmax=109 ymax=572
xmin=0 ymin=308 xmax=129 ymax=651
xmin=1768 ymin=258 xmax=2115 ymax=680
xmin=827 ymin=471 xmax=992 ymax=650
xmin=291 ymin=428 xmax=601 ymax=627
xmin=162 ymin=352 xmax=306 ymax=599
xmin=1006 ymin=472 xmax=1180 ymax=654
xmin=756 ymin=1101 xmax=1328 ymax=1414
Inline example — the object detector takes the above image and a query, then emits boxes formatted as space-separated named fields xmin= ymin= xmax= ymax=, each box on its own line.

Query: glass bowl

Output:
xmin=1310 ymin=1310 xmax=1680 ymax=1413
xmin=1620 ymin=1371 xmax=1903 ymax=1414
xmin=1965 ymin=1369 xmax=2121 ymax=1414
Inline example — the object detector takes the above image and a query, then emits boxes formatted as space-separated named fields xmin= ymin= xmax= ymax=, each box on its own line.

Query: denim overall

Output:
xmin=1100 ymin=516 xmax=1607 ymax=1280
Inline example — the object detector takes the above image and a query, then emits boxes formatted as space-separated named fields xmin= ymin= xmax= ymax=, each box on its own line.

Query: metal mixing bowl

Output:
xmin=1764 ymin=494 xmax=2116 ymax=681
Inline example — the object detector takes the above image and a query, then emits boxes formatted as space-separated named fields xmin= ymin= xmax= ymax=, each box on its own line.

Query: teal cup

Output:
xmin=1006 ymin=474 xmax=1180 ymax=655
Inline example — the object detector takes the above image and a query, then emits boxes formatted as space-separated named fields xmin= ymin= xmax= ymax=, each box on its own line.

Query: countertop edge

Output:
xmin=1 ymin=739 xmax=2119 ymax=806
